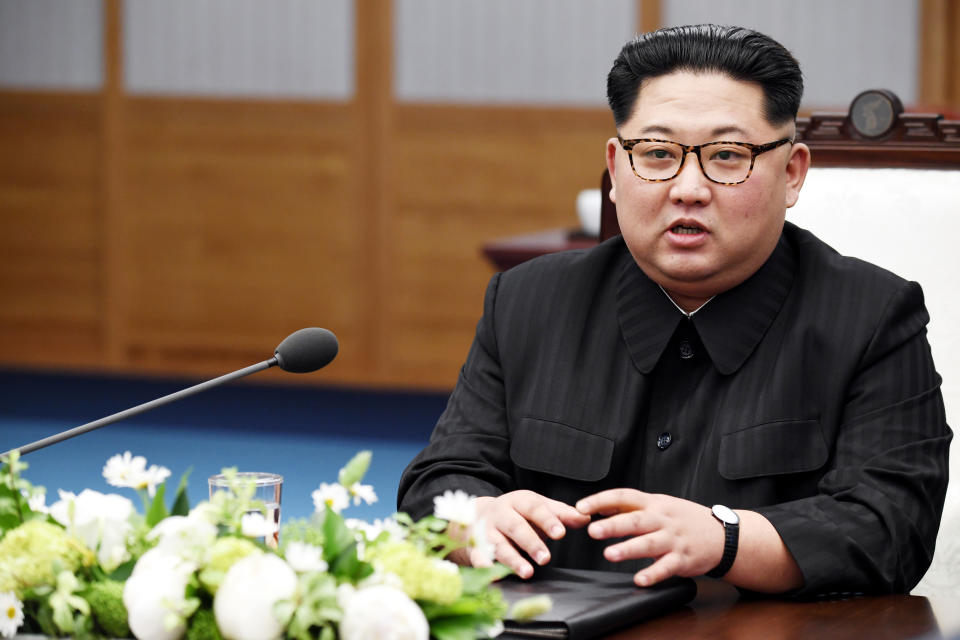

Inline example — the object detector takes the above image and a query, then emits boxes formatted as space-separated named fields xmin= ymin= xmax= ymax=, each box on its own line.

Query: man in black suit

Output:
xmin=398 ymin=25 xmax=951 ymax=597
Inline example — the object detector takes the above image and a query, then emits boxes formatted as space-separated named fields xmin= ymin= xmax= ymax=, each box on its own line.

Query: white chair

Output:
xmin=788 ymin=95 xmax=960 ymax=597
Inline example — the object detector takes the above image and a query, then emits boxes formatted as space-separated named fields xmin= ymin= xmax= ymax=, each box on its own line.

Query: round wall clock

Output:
xmin=849 ymin=89 xmax=903 ymax=138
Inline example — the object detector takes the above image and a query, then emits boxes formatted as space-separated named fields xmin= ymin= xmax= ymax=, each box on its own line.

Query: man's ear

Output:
xmin=605 ymin=138 xmax=620 ymax=204
xmin=784 ymin=142 xmax=811 ymax=208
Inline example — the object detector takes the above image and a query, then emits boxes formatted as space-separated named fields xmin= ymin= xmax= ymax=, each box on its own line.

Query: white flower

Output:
xmin=478 ymin=621 xmax=505 ymax=638
xmin=103 ymin=451 xmax=145 ymax=484
xmin=469 ymin=517 xmax=496 ymax=566
xmin=123 ymin=548 xmax=196 ymax=640
xmin=140 ymin=465 xmax=173 ymax=497
xmin=312 ymin=482 xmax=350 ymax=514
xmin=433 ymin=489 xmax=476 ymax=526
xmin=241 ymin=512 xmax=278 ymax=539
xmin=214 ymin=554 xmax=297 ymax=640
xmin=375 ymin=516 xmax=407 ymax=540
xmin=283 ymin=541 xmax=328 ymax=573
xmin=148 ymin=513 xmax=218 ymax=564
xmin=103 ymin=451 xmax=171 ymax=497
xmin=24 ymin=489 xmax=48 ymax=514
xmin=340 ymin=584 xmax=429 ymax=640
xmin=336 ymin=583 xmax=357 ymax=610
xmin=357 ymin=569 xmax=405 ymax=591
xmin=49 ymin=489 xmax=134 ymax=572
xmin=347 ymin=482 xmax=377 ymax=506
xmin=187 ymin=501 xmax=219 ymax=524
xmin=344 ymin=518 xmax=379 ymax=541
xmin=0 ymin=592 xmax=24 ymax=639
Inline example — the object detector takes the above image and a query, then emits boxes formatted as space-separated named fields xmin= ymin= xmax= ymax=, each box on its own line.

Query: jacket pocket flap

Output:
xmin=719 ymin=419 xmax=828 ymax=480
xmin=510 ymin=417 xmax=614 ymax=482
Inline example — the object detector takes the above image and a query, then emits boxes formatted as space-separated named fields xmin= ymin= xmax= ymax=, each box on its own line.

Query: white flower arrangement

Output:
xmin=0 ymin=448 xmax=543 ymax=639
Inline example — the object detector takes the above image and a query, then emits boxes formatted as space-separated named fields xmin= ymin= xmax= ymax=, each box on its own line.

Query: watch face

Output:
xmin=712 ymin=504 xmax=739 ymax=525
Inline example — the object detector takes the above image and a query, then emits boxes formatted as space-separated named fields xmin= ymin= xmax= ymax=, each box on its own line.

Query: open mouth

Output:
xmin=671 ymin=224 xmax=705 ymax=235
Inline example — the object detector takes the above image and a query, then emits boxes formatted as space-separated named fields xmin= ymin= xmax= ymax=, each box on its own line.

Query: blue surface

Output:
xmin=0 ymin=369 xmax=448 ymax=523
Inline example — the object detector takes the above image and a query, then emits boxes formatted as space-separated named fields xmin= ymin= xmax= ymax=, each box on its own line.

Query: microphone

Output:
xmin=3 ymin=328 xmax=339 ymax=458
xmin=274 ymin=327 xmax=339 ymax=373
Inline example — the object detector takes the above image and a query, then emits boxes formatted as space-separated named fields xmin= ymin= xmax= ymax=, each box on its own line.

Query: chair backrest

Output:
xmin=600 ymin=90 xmax=960 ymax=597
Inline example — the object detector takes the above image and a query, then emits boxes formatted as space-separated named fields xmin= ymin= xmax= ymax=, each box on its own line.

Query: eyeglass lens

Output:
xmin=630 ymin=141 xmax=753 ymax=183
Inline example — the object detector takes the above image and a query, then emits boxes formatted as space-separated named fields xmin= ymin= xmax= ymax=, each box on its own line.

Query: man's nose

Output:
xmin=669 ymin=151 xmax=711 ymax=204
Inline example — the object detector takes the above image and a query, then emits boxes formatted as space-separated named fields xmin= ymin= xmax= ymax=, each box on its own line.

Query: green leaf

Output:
xmin=107 ymin=557 xmax=137 ymax=582
xmin=460 ymin=564 xmax=513 ymax=595
xmin=318 ymin=626 xmax=335 ymax=640
xmin=420 ymin=598 xmax=486 ymax=620
xmin=320 ymin=508 xmax=355 ymax=562
xmin=508 ymin=595 xmax=553 ymax=621
xmin=145 ymin=483 xmax=169 ymax=527
xmin=429 ymin=615 xmax=487 ymax=640
xmin=0 ymin=484 xmax=23 ymax=531
xmin=337 ymin=450 xmax=372 ymax=487
xmin=170 ymin=468 xmax=193 ymax=516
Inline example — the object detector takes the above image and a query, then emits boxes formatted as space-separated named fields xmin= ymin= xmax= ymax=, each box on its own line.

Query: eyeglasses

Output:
xmin=617 ymin=136 xmax=793 ymax=185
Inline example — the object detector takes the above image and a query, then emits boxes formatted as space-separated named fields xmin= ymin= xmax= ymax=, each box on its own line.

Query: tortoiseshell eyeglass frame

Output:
xmin=616 ymin=136 xmax=794 ymax=185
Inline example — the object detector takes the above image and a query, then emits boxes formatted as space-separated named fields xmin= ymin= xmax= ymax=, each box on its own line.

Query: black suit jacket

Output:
xmin=398 ymin=222 xmax=951 ymax=597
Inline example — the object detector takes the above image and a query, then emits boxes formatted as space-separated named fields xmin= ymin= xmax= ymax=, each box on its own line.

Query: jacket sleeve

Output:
xmin=397 ymin=272 xmax=515 ymax=519
xmin=757 ymin=280 xmax=952 ymax=597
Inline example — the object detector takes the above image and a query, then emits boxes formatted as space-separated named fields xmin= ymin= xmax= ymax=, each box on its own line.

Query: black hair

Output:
xmin=607 ymin=24 xmax=803 ymax=128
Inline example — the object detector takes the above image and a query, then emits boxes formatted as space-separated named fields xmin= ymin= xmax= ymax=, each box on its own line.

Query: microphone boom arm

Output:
xmin=4 ymin=358 xmax=278 ymax=459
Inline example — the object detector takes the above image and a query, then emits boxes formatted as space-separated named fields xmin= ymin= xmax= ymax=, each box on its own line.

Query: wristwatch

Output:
xmin=706 ymin=504 xmax=740 ymax=578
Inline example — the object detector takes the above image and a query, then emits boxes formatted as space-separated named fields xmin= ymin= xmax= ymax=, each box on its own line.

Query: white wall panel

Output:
xmin=395 ymin=0 xmax=636 ymax=106
xmin=663 ymin=0 xmax=919 ymax=108
xmin=0 ymin=0 xmax=102 ymax=90
xmin=125 ymin=0 xmax=353 ymax=99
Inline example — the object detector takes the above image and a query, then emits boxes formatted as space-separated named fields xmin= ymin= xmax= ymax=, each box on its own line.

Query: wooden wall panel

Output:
xmin=5 ymin=0 xmax=953 ymax=392
xmin=920 ymin=0 xmax=960 ymax=108
xmin=118 ymin=98 xmax=371 ymax=383
xmin=0 ymin=92 xmax=103 ymax=366
xmin=385 ymin=105 xmax=614 ymax=387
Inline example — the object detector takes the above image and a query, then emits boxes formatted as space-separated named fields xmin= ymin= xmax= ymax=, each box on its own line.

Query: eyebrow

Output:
xmin=635 ymin=124 xmax=751 ymax=139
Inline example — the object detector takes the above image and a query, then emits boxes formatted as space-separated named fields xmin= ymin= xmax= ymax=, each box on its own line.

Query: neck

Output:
xmin=660 ymin=287 xmax=714 ymax=316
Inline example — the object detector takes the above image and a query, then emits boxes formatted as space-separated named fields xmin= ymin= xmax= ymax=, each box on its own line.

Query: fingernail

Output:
xmin=520 ymin=565 xmax=533 ymax=579
xmin=607 ymin=548 xmax=620 ymax=561
xmin=536 ymin=550 xmax=549 ymax=565
xmin=550 ymin=525 xmax=563 ymax=538
xmin=590 ymin=524 xmax=604 ymax=537
xmin=638 ymin=575 xmax=650 ymax=586
xmin=575 ymin=500 xmax=588 ymax=511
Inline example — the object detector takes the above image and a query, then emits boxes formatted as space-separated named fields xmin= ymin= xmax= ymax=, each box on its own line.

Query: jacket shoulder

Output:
xmin=786 ymin=222 xmax=916 ymax=294
xmin=497 ymin=235 xmax=626 ymax=294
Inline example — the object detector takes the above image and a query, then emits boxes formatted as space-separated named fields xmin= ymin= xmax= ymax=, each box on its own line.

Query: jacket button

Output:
xmin=679 ymin=340 xmax=695 ymax=359
xmin=657 ymin=432 xmax=673 ymax=450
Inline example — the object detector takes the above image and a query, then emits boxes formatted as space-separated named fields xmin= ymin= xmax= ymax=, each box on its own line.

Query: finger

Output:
xmin=588 ymin=510 xmax=660 ymax=540
xmin=542 ymin=497 xmax=592 ymax=528
xmin=576 ymin=489 xmax=647 ymax=515
xmin=447 ymin=546 xmax=471 ymax=566
xmin=518 ymin=500 xmax=590 ymax=540
xmin=602 ymin=531 xmax=672 ymax=563
xmin=634 ymin=553 xmax=682 ymax=587
xmin=446 ymin=521 xmax=469 ymax=544
xmin=493 ymin=508 xmax=552 ymax=570
xmin=487 ymin=527 xmax=535 ymax=579
xmin=467 ymin=543 xmax=493 ymax=568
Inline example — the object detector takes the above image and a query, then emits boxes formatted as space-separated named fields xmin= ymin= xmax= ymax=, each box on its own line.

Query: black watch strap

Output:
xmin=706 ymin=505 xmax=740 ymax=578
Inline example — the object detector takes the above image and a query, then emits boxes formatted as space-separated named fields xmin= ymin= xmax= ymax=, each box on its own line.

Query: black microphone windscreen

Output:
xmin=274 ymin=328 xmax=339 ymax=373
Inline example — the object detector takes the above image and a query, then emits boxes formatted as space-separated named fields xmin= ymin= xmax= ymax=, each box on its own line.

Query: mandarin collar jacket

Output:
xmin=398 ymin=222 xmax=951 ymax=597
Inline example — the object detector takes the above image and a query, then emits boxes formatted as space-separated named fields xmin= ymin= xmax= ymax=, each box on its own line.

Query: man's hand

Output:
xmin=450 ymin=490 xmax=590 ymax=578
xmin=576 ymin=489 xmax=723 ymax=587
xmin=576 ymin=489 xmax=804 ymax=593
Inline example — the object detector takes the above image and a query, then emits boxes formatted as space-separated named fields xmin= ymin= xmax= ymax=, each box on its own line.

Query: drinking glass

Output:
xmin=208 ymin=471 xmax=283 ymax=548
